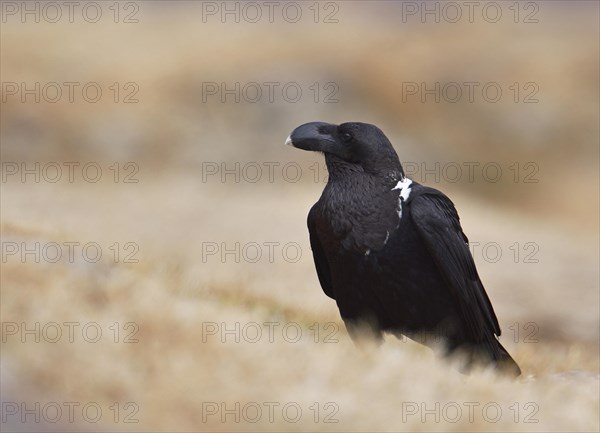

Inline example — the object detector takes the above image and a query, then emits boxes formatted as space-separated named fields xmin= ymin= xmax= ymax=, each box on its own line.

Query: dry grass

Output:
xmin=1 ymin=2 xmax=599 ymax=432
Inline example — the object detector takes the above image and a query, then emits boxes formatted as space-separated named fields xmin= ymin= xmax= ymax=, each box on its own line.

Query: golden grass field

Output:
xmin=1 ymin=1 xmax=599 ymax=431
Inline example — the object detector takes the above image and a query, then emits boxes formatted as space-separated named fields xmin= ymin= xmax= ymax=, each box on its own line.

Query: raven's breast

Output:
xmin=322 ymin=210 xmax=461 ymax=334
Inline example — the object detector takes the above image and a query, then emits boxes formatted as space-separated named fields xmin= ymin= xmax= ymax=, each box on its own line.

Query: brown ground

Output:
xmin=1 ymin=2 xmax=598 ymax=431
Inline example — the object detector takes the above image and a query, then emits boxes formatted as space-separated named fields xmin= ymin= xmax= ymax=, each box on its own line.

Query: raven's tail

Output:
xmin=447 ymin=339 xmax=521 ymax=376
xmin=492 ymin=340 xmax=521 ymax=376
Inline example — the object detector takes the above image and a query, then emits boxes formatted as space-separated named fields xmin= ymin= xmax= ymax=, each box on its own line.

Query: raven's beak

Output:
xmin=285 ymin=122 xmax=337 ymax=151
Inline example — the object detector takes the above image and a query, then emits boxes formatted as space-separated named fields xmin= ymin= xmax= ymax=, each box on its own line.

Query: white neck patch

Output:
xmin=391 ymin=177 xmax=413 ymax=219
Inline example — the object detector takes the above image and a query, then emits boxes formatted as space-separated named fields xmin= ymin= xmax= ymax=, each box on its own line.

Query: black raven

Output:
xmin=286 ymin=121 xmax=521 ymax=375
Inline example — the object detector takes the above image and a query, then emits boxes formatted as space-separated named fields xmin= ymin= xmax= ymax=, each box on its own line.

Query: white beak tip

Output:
xmin=285 ymin=135 xmax=293 ymax=146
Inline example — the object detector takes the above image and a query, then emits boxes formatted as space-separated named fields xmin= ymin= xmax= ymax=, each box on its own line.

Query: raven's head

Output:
xmin=285 ymin=122 xmax=403 ymax=177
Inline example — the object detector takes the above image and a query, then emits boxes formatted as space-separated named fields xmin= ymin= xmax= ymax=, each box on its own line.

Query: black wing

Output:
xmin=307 ymin=205 xmax=335 ymax=299
xmin=410 ymin=190 xmax=501 ymax=343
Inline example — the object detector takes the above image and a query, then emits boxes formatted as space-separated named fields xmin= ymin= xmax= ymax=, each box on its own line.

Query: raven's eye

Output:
xmin=341 ymin=132 xmax=352 ymax=142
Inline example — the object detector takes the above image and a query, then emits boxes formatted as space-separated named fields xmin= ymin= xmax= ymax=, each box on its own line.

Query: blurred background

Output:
xmin=1 ymin=1 xmax=598 ymax=431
